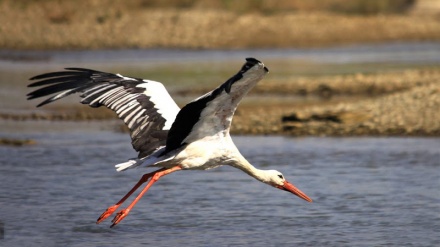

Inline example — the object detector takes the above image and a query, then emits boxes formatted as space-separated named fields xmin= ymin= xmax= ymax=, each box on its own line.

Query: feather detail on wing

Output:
xmin=162 ymin=58 xmax=269 ymax=155
xmin=27 ymin=68 xmax=180 ymax=158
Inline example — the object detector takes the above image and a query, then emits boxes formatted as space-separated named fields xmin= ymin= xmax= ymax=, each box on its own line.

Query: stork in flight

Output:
xmin=27 ymin=58 xmax=312 ymax=227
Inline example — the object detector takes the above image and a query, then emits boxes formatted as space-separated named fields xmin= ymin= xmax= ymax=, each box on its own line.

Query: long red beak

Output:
xmin=279 ymin=180 xmax=313 ymax=202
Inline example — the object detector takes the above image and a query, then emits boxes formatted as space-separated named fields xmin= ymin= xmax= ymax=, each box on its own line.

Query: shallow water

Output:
xmin=0 ymin=131 xmax=439 ymax=246
xmin=2 ymin=42 xmax=440 ymax=67
xmin=1 ymin=43 xmax=440 ymax=246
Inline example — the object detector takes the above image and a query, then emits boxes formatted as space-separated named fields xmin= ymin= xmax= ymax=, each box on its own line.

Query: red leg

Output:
xmin=110 ymin=165 xmax=182 ymax=227
xmin=96 ymin=168 xmax=168 ymax=224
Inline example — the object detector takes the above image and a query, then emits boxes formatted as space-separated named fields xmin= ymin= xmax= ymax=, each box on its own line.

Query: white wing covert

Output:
xmin=27 ymin=68 xmax=180 ymax=158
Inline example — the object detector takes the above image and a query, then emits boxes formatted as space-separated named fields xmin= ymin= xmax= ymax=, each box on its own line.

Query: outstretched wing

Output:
xmin=27 ymin=68 xmax=180 ymax=158
xmin=162 ymin=58 xmax=269 ymax=155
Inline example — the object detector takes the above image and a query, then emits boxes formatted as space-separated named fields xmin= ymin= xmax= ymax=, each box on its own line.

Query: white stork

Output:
xmin=27 ymin=58 xmax=312 ymax=227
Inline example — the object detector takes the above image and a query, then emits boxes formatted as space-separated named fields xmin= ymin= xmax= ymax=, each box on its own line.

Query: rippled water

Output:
xmin=0 ymin=130 xmax=439 ymax=246
xmin=1 ymin=43 xmax=440 ymax=246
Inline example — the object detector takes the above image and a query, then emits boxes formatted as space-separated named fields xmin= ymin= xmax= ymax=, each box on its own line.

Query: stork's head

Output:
xmin=263 ymin=170 xmax=313 ymax=202
xmin=222 ymin=58 xmax=268 ymax=94
xmin=240 ymin=57 xmax=269 ymax=74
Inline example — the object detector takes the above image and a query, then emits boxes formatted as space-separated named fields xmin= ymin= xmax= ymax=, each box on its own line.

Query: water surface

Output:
xmin=2 ymin=42 xmax=440 ymax=67
xmin=1 ymin=43 xmax=439 ymax=246
xmin=0 ymin=132 xmax=439 ymax=246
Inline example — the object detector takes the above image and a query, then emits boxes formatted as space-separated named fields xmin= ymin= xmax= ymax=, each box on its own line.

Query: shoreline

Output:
xmin=4 ymin=67 xmax=439 ymax=137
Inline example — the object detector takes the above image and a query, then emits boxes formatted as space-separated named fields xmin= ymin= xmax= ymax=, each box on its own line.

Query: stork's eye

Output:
xmin=278 ymin=174 xmax=283 ymax=179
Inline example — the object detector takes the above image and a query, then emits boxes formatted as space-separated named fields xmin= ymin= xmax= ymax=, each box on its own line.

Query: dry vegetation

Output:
xmin=257 ymin=69 xmax=440 ymax=96
xmin=1 ymin=0 xmax=440 ymax=50
xmin=233 ymin=68 xmax=440 ymax=136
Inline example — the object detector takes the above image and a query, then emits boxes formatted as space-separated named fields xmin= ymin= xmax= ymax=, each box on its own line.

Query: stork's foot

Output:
xmin=96 ymin=205 xmax=119 ymax=224
xmin=110 ymin=209 xmax=130 ymax=228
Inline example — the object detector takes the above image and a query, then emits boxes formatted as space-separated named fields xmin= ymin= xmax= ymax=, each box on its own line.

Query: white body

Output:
xmin=117 ymin=59 xmax=267 ymax=173
xmin=28 ymin=58 xmax=312 ymax=225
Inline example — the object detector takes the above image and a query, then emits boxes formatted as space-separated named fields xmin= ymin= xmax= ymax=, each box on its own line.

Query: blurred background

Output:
xmin=0 ymin=1 xmax=439 ymax=246
xmin=1 ymin=0 xmax=440 ymax=136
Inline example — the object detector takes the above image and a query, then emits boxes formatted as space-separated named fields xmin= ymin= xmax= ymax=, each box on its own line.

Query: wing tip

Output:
xmin=245 ymin=57 xmax=261 ymax=63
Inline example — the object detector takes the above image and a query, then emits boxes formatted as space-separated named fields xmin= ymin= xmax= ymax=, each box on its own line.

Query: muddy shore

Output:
xmin=3 ymin=68 xmax=439 ymax=137
xmin=232 ymin=69 xmax=440 ymax=136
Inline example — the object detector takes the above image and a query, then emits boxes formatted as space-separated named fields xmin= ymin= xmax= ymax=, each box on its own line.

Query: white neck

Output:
xmin=229 ymin=153 xmax=271 ymax=184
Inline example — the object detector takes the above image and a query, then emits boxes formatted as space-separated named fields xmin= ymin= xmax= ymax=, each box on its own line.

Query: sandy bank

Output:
xmin=5 ymin=68 xmax=439 ymax=137
xmin=232 ymin=68 xmax=440 ymax=136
